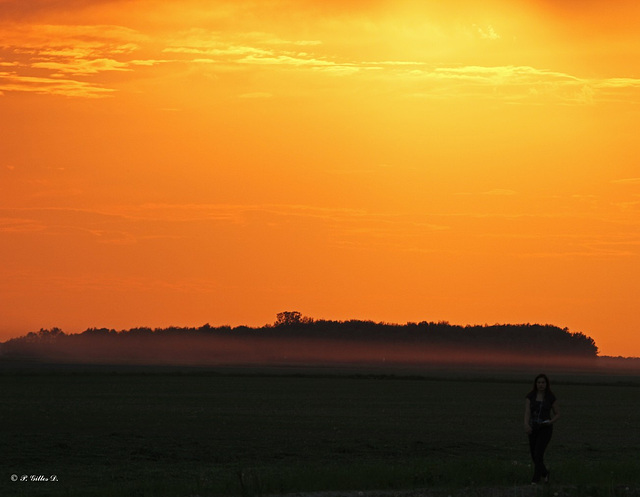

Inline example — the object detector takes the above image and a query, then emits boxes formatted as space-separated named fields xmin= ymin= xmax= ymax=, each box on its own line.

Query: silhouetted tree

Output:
xmin=0 ymin=316 xmax=600 ymax=364
xmin=275 ymin=311 xmax=313 ymax=326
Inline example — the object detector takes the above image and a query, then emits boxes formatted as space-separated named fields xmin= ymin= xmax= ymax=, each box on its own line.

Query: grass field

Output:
xmin=2 ymin=363 xmax=640 ymax=497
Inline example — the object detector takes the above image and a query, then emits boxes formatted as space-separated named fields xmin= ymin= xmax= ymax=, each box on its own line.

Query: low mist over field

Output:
xmin=3 ymin=312 xmax=630 ymax=371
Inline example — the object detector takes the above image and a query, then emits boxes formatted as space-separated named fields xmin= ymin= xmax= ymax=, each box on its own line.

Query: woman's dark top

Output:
xmin=527 ymin=391 xmax=556 ymax=428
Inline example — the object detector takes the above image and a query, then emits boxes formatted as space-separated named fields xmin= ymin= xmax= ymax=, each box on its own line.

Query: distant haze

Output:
xmin=2 ymin=320 xmax=620 ymax=370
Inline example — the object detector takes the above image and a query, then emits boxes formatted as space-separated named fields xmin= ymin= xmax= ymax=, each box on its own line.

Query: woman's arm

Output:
xmin=550 ymin=401 xmax=560 ymax=424
xmin=524 ymin=398 xmax=532 ymax=434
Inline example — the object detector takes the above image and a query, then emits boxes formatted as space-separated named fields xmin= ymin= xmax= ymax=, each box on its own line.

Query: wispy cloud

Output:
xmin=2 ymin=18 xmax=640 ymax=104
xmin=0 ymin=71 xmax=115 ymax=97
xmin=0 ymin=203 xmax=451 ymax=251
xmin=31 ymin=58 xmax=131 ymax=75
xmin=473 ymin=24 xmax=500 ymax=40
xmin=457 ymin=189 xmax=518 ymax=196
xmin=612 ymin=178 xmax=640 ymax=185
xmin=163 ymin=30 xmax=338 ymax=70
xmin=432 ymin=65 xmax=580 ymax=83
xmin=482 ymin=189 xmax=517 ymax=196
xmin=0 ymin=23 xmax=152 ymax=97
xmin=0 ymin=217 xmax=45 ymax=233
xmin=398 ymin=65 xmax=640 ymax=104
xmin=456 ymin=188 xmax=518 ymax=197
xmin=0 ymin=207 xmax=133 ymax=241
xmin=163 ymin=34 xmax=640 ymax=103
xmin=594 ymin=78 xmax=640 ymax=89
xmin=238 ymin=92 xmax=273 ymax=99
xmin=3 ymin=203 xmax=639 ymax=262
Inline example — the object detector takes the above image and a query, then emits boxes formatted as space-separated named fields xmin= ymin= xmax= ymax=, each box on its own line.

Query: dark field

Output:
xmin=2 ymin=363 xmax=640 ymax=497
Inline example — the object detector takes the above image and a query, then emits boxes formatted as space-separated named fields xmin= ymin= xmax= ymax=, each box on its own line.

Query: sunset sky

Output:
xmin=2 ymin=0 xmax=640 ymax=357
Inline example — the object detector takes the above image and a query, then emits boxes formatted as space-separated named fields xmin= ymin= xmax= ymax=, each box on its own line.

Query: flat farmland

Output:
xmin=2 ymin=365 xmax=640 ymax=496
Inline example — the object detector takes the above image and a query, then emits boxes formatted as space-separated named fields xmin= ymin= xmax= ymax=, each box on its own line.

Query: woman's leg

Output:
xmin=528 ymin=431 xmax=540 ymax=482
xmin=532 ymin=426 xmax=553 ymax=481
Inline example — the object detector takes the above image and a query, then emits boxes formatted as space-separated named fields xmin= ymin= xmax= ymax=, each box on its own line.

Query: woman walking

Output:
xmin=524 ymin=374 xmax=560 ymax=484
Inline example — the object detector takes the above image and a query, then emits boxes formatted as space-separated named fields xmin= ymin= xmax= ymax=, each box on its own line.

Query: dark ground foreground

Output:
xmin=268 ymin=486 xmax=640 ymax=497
xmin=2 ymin=360 xmax=640 ymax=497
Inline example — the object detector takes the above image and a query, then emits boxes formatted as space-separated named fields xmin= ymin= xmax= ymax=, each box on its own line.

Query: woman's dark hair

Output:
xmin=527 ymin=373 xmax=553 ymax=398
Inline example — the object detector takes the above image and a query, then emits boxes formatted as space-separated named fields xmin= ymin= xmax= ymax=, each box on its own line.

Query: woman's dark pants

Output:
xmin=528 ymin=425 xmax=553 ymax=482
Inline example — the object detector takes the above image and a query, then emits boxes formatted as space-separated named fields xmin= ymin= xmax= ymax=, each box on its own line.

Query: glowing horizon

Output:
xmin=2 ymin=0 xmax=640 ymax=357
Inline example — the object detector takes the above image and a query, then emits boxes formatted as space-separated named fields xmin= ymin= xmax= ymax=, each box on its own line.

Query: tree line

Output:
xmin=0 ymin=312 xmax=598 ymax=365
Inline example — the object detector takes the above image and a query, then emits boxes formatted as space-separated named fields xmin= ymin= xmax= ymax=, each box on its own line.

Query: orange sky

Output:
xmin=2 ymin=0 xmax=640 ymax=357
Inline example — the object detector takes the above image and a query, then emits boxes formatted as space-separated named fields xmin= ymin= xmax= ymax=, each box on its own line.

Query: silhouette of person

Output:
xmin=524 ymin=373 xmax=560 ymax=484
